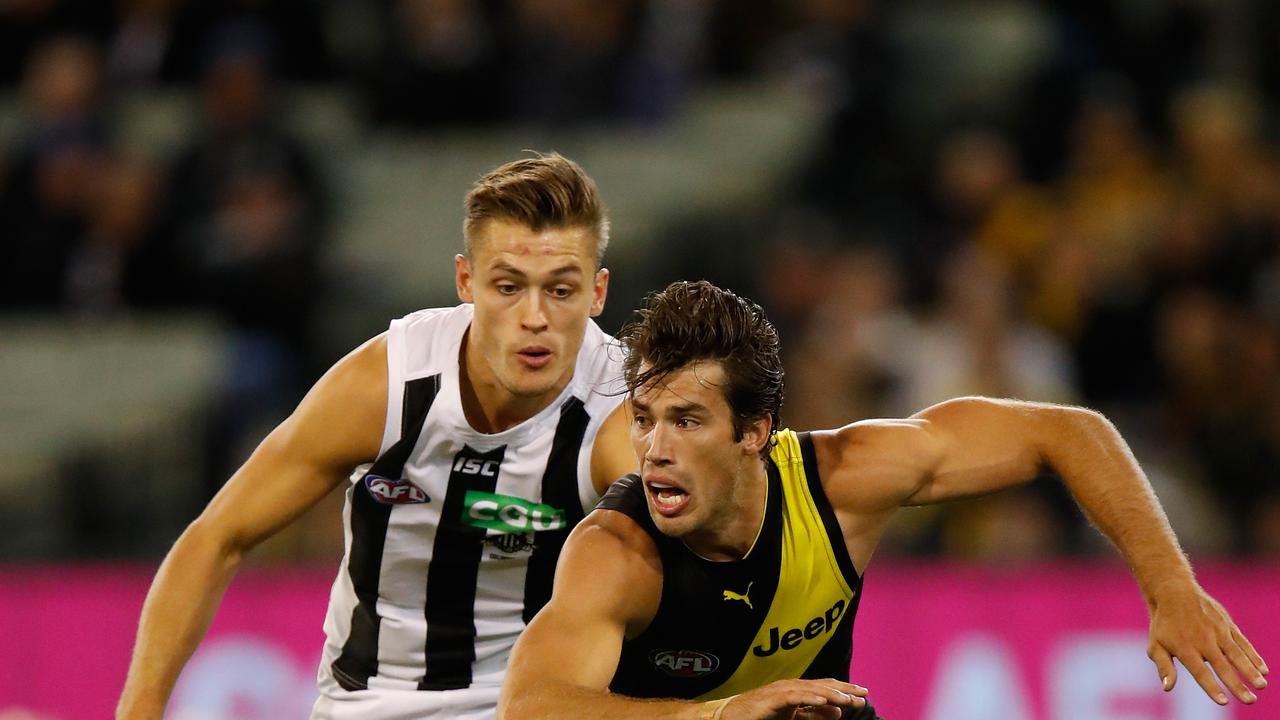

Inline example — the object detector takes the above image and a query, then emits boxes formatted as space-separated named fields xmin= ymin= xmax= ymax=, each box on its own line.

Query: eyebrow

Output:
xmin=630 ymin=398 xmax=708 ymax=417
xmin=490 ymin=261 xmax=584 ymax=278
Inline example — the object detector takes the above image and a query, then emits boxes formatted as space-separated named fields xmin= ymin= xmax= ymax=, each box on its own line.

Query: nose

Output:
xmin=642 ymin=422 xmax=673 ymax=467
xmin=520 ymin=291 xmax=549 ymax=332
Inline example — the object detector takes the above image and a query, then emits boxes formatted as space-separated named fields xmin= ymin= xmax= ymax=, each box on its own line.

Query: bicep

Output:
xmin=902 ymin=397 xmax=1060 ymax=505
xmin=818 ymin=397 xmax=1058 ymax=510
xmin=508 ymin=515 xmax=659 ymax=693
xmin=197 ymin=335 xmax=388 ymax=550
xmin=509 ymin=595 xmax=627 ymax=692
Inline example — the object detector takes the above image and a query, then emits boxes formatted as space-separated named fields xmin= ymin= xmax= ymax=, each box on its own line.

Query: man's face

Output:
xmin=456 ymin=219 xmax=608 ymax=403
xmin=629 ymin=360 xmax=767 ymax=545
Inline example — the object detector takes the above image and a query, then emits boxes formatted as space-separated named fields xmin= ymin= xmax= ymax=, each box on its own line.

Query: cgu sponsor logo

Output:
xmin=364 ymin=475 xmax=430 ymax=504
xmin=752 ymin=598 xmax=846 ymax=657
xmin=650 ymin=649 xmax=720 ymax=678
xmin=462 ymin=490 xmax=566 ymax=534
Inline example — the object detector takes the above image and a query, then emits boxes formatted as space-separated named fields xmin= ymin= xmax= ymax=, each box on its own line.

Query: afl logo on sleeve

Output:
xmin=363 ymin=474 xmax=431 ymax=504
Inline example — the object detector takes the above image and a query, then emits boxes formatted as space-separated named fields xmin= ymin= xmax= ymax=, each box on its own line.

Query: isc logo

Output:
xmin=364 ymin=475 xmax=430 ymax=504
xmin=452 ymin=457 xmax=500 ymax=477
xmin=649 ymin=649 xmax=720 ymax=678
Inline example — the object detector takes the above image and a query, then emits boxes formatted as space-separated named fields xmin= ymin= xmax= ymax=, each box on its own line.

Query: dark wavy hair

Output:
xmin=618 ymin=280 xmax=784 ymax=457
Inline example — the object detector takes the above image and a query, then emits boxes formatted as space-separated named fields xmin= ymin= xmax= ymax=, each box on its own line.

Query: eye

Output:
xmin=495 ymin=282 xmax=519 ymax=295
xmin=548 ymin=285 xmax=575 ymax=299
xmin=675 ymin=417 xmax=700 ymax=430
xmin=633 ymin=414 xmax=652 ymax=429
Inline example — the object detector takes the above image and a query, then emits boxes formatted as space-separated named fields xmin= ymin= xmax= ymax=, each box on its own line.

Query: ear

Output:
xmin=456 ymin=254 xmax=473 ymax=303
xmin=590 ymin=267 xmax=610 ymax=317
xmin=739 ymin=414 xmax=773 ymax=458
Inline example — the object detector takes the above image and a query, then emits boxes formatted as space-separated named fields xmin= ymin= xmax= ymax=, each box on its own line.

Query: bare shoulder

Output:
xmin=591 ymin=402 xmax=638 ymax=495
xmin=270 ymin=332 xmax=389 ymax=469
xmin=563 ymin=507 xmax=661 ymax=578
xmin=319 ymin=332 xmax=388 ymax=403
xmin=808 ymin=417 xmax=939 ymax=513
xmin=556 ymin=507 xmax=662 ymax=635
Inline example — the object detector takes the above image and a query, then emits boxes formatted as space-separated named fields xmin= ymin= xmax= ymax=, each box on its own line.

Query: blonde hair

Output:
xmin=463 ymin=152 xmax=610 ymax=266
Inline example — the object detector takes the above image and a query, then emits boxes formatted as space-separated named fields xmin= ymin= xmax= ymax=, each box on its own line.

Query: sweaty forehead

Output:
xmin=633 ymin=360 xmax=728 ymax=405
xmin=473 ymin=220 xmax=597 ymax=267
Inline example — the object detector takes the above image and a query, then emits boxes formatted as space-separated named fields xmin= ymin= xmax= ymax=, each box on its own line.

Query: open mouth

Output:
xmin=517 ymin=347 xmax=552 ymax=369
xmin=646 ymin=480 xmax=690 ymax=517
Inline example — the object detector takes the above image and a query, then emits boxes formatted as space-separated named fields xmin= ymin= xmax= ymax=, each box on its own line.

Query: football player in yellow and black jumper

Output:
xmin=498 ymin=280 xmax=1269 ymax=720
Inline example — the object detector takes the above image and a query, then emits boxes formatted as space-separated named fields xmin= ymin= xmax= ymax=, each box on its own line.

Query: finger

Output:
xmin=1230 ymin=626 xmax=1270 ymax=685
xmin=773 ymin=676 xmax=865 ymax=702
xmin=1223 ymin=629 xmax=1268 ymax=690
xmin=1205 ymin=648 xmax=1258 ymax=704
xmin=1182 ymin=654 xmax=1231 ymax=705
xmin=812 ymin=679 xmax=869 ymax=699
xmin=774 ymin=690 xmax=834 ymax=710
xmin=798 ymin=684 xmax=864 ymax=708
xmin=795 ymin=706 xmax=843 ymax=720
xmin=1149 ymin=645 xmax=1176 ymax=691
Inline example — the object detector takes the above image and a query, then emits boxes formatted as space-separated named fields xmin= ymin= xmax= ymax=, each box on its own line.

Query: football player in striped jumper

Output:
xmin=118 ymin=153 xmax=637 ymax=720
xmin=499 ymin=280 xmax=1268 ymax=720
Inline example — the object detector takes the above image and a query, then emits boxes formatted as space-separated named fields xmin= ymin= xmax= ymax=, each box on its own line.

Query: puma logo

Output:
xmin=723 ymin=582 xmax=753 ymax=609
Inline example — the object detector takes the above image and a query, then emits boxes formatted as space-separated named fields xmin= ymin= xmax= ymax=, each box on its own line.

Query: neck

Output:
xmin=684 ymin=460 xmax=769 ymax=562
xmin=458 ymin=329 xmax=564 ymax=434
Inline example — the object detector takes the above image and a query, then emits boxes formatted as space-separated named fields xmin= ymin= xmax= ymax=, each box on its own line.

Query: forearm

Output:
xmin=117 ymin=522 xmax=245 ymax=719
xmin=1046 ymin=408 xmax=1195 ymax=602
xmin=501 ymin=680 xmax=713 ymax=720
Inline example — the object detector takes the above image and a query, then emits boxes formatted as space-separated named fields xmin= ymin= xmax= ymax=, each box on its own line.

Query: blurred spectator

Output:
xmin=781 ymin=242 xmax=911 ymax=429
xmin=0 ymin=35 xmax=109 ymax=309
xmin=507 ymin=0 xmax=644 ymax=125
xmin=105 ymin=0 xmax=180 ymax=85
xmin=0 ymin=0 xmax=113 ymax=83
xmin=161 ymin=24 xmax=328 ymax=490
xmin=3 ymin=0 xmax=1280 ymax=562
xmin=781 ymin=0 xmax=902 ymax=220
xmin=1157 ymin=291 xmax=1280 ymax=552
xmin=63 ymin=151 xmax=170 ymax=314
xmin=162 ymin=0 xmax=333 ymax=82
xmin=888 ymin=246 xmax=1077 ymax=415
xmin=363 ymin=0 xmax=506 ymax=127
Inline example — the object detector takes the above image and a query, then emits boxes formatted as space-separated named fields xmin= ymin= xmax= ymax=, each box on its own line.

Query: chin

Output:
xmin=649 ymin=510 xmax=696 ymax=539
xmin=506 ymin=377 xmax=560 ymax=399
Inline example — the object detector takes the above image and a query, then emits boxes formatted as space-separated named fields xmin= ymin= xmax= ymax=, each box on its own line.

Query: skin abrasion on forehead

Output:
xmin=470 ymin=219 xmax=600 ymax=269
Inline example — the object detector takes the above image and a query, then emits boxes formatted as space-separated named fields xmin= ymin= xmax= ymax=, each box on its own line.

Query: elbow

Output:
xmin=1056 ymin=404 xmax=1113 ymax=437
xmin=1035 ymin=403 xmax=1121 ymax=469
xmin=179 ymin=516 xmax=249 ymax=573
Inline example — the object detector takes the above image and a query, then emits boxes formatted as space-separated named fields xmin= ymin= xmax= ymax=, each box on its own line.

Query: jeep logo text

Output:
xmin=752 ymin=598 xmax=845 ymax=657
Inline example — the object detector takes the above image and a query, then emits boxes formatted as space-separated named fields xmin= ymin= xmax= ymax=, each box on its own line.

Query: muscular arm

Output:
xmin=498 ymin=509 xmax=678 ymax=719
xmin=116 ymin=335 xmax=388 ymax=719
xmin=499 ymin=510 xmax=868 ymax=720
xmin=816 ymin=396 xmax=1268 ymax=705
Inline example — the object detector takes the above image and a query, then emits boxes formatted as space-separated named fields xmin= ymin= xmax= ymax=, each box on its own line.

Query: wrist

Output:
xmin=699 ymin=696 xmax=735 ymax=720
xmin=1142 ymin=570 xmax=1200 ymax=610
xmin=116 ymin=697 xmax=164 ymax=720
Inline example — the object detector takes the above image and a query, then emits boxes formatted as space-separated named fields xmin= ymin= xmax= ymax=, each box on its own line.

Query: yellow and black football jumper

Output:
xmin=599 ymin=430 xmax=880 ymax=718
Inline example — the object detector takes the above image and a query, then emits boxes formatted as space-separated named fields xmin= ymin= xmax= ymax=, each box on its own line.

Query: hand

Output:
xmin=720 ymin=679 xmax=868 ymax=720
xmin=1146 ymin=583 xmax=1269 ymax=705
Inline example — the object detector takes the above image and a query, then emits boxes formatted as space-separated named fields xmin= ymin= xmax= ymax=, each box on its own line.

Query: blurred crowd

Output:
xmin=2 ymin=0 xmax=1278 ymax=561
